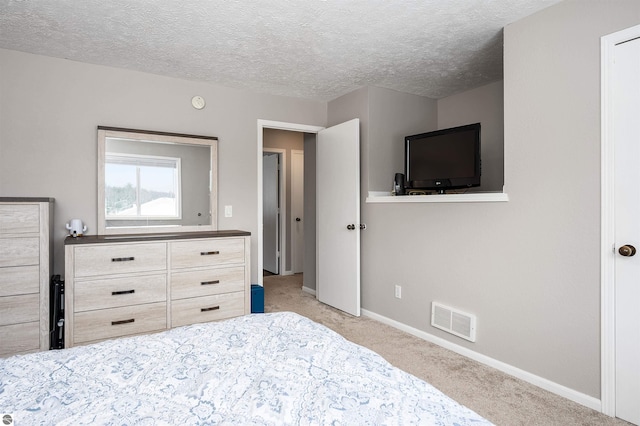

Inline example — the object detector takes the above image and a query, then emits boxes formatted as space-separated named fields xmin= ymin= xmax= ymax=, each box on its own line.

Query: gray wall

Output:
xmin=263 ymin=128 xmax=304 ymax=273
xmin=501 ymin=0 xmax=640 ymax=396
xmin=367 ymin=87 xmax=440 ymax=193
xmin=326 ymin=0 xmax=640 ymax=400
xmin=324 ymin=86 xmax=370 ymax=200
xmin=438 ymin=81 xmax=504 ymax=192
xmin=0 ymin=48 xmax=326 ymax=279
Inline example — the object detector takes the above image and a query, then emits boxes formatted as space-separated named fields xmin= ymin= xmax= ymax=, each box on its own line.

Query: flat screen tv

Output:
xmin=404 ymin=123 xmax=481 ymax=193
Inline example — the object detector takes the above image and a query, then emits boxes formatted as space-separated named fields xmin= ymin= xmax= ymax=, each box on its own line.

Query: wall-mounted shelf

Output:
xmin=365 ymin=191 xmax=509 ymax=203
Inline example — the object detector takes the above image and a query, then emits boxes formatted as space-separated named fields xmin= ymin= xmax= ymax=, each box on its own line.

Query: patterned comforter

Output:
xmin=0 ymin=312 xmax=492 ymax=425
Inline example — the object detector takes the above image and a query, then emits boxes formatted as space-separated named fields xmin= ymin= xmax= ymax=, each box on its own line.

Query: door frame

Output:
xmin=600 ymin=23 xmax=640 ymax=417
xmin=257 ymin=120 xmax=324 ymax=286
xmin=262 ymin=149 xmax=286 ymax=276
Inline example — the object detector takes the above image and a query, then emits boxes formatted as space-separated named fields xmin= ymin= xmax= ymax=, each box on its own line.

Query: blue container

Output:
xmin=251 ymin=284 xmax=264 ymax=313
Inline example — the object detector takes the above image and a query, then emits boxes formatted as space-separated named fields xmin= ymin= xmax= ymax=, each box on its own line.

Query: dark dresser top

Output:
xmin=0 ymin=197 xmax=55 ymax=202
xmin=65 ymin=230 xmax=251 ymax=245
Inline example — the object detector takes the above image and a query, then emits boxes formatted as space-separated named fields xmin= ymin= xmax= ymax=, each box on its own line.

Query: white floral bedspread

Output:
xmin=1 ymin=312 xmax=492 ymax=425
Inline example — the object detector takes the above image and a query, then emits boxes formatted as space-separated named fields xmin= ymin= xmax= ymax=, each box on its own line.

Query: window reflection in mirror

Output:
xmin=98 ymin=127 xmax=218 ymax=235
xmin=105 ymin=153 xmax=181 ymax=219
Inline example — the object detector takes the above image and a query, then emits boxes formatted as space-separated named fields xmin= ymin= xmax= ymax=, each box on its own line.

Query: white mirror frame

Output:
xmin=97 ymin=126 xmax=218 ymax=235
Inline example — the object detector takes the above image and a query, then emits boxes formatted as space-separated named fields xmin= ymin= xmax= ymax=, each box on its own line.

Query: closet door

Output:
xmin=613 ymin=35 xmax=640 ymax=426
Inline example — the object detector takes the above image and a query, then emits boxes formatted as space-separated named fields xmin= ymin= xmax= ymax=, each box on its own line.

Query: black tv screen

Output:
xmin=405 ymin=123 xmax=481 ymax=193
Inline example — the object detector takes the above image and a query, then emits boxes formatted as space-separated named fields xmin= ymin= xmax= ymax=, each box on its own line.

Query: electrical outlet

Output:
xmin=224 ymin=205 xmax=233 ymax=218
xmin=395 ymin=285 xmax=402 ymax=299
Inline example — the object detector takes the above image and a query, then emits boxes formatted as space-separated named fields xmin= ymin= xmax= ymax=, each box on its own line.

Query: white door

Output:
xmin=292 ymin=150 xmax=304 ymax=273
xmin=614 ymin=36 xmax=640 ymax=425
xmin=317 ymin=119 xmax=360 ymax=316
xmin=263 ymin=153 xmax=279 ymax=274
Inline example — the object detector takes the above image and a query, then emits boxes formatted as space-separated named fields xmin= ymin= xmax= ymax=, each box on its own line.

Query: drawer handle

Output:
xmin=200 ymin=251 xmax=220 ymax=256
xmin=112 ymin=257 xmax=135 ymax=262
xmin=201 ymin=306 xmax=220 ymax=312
xmin=201 ymin=280 xmax=220 ymax=286
xmin=112 ymin=289 xmax=135 ymax=296
xmin=111 ymin=318 xmax=135 ymax=326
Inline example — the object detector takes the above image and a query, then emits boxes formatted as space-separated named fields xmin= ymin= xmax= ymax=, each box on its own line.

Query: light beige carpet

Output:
xmin=263 ymin=273 xmax=631 ymax=426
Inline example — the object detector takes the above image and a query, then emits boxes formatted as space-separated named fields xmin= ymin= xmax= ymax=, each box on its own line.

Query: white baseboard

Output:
xmin=302 ymin=286 xmax=316 ymax=296
xmin=361 ymin=308 xmax=602 ymax=413
xmin=281 ymin=270 xmax=294 ymax=276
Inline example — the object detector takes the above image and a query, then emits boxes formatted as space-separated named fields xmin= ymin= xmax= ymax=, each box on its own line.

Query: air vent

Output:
xmin=431 ymin=302 xmax=477 ymax=342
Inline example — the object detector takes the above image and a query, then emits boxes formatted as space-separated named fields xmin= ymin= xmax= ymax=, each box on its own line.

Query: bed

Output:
xmin=1 ymin=312 xmax=492 ymax=425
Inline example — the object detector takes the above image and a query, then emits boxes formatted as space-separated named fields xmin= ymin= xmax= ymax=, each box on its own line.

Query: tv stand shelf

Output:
xmin=366 ymin=191 xmax=509 ymax=203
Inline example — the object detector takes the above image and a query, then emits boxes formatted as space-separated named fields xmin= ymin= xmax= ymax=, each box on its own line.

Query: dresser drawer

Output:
xmin=0 ymin=322 xmax=40 ymax=357
xmin=73 ymin=243 xmax=167 ymax=277
xmin=75 ymin=274 xmax=167 ymax=312
xmin=0 ymin=204 xmax=39 ymax=234
xmin=0 ymin=294 xmax=39 ymax=326
xmin=2 ymin=265 xmax=39 ymax=297
xmin=74 ymin=302 xmax=167 ymax=344
xmin=170 ymin=238 xmax=245 ymax=269
xmin=171 ymin=292 xmax=245 ymax=328
xmin=171 ymin=266 xmax=245 ymax=300
xmin=0 ymin=237 xmax=39 ymax=268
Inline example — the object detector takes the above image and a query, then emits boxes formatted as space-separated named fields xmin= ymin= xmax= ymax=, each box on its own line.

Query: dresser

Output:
xmin=64 ymin=231 xmax=250 ymax=348
xmin=0 ymin=198 xmax=54 ymax=357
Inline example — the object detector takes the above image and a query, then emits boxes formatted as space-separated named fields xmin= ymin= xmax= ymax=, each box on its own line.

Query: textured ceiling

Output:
xmin=0 ymin=0 xmax=561 ymax=101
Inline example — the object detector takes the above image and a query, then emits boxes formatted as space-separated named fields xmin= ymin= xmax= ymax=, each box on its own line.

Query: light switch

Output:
xmin=224 ymin=205 xmax=233 ymax=218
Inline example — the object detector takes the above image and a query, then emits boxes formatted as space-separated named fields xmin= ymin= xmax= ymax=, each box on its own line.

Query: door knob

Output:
xmin=619 ymin=245 xmax=636 ymax=257
xmin=296 ymin=217 xmax=301 ymax=222
xmin=347 ymin=224 xmax=355 ymax=230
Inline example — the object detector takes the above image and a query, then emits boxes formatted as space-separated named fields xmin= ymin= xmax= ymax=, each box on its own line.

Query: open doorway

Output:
xmin=262 ymin=129 xmax=302 ymax=278
xmin=258 ymin=119 xmax=361 ymax=316
xmin=257 ymin=120 xmax=322 ymax=291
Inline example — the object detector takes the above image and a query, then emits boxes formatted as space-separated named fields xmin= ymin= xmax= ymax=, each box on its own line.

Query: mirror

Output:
xmin=98 ymin=127 xmax=218 ymax=235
